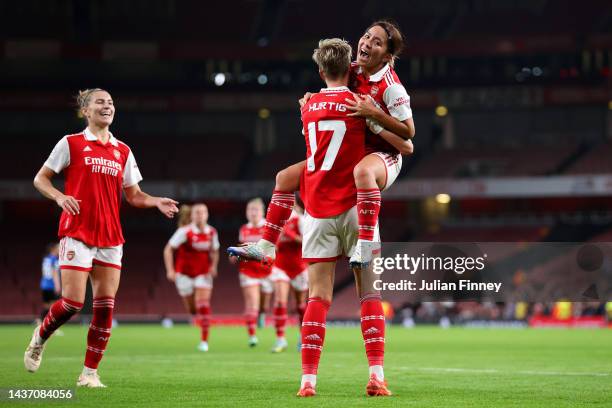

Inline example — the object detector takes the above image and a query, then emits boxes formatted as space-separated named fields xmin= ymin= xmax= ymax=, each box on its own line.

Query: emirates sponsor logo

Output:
xmin=84 ymin=156 xmax=121 ymax=177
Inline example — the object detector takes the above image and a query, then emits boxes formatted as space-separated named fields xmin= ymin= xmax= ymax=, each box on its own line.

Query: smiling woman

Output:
xmin=24 ymin=88 xmax=179 ymax=389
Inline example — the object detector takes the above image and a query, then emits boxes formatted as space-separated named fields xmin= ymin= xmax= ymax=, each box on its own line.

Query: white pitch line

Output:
xmin=393 ymin=366 xmax=611 ymax=377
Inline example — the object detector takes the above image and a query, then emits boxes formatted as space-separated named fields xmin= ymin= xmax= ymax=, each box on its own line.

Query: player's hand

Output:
xmin=54 ymin=288 xmax=61 ymax=295
xmin=299 ymin=92 xmax=313 ymax=108
xmin=166 ymin=270 xmax=176 ymax=282
xmin=156 ymin=197 xmax=179 ymax=219
xmin=56 ymin=194 xmax=81 ymax=215
xmin=209 ymin=267 xmax=218 ymax=278
xmin=345 ymin=94 xmax=380 ymax=118
xmin=228 ymin=255 xmax=238 ymax=264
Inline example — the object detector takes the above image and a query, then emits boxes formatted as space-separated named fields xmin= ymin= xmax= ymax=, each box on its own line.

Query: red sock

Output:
xmin=357 ymin=189 xmax=381 ymax=241
xmin=360 ymin=295 xmax=385 ymax=367
xmin=39 ymin=297 xmax=83 ymax=340
xmin=197 ymin=301 xmax=211 ymax=342
xmin=273 ymin=303 xmax=288 ymax=338
xmin=301 ymin=297 xmax=330 ymax=375
xmin=245 ymin=309 xmax=257 ymax=337
xmin=262 ymin=190 xmax=295 ymax=244
xmin=84 ymin=297 xmax=115 ymax=369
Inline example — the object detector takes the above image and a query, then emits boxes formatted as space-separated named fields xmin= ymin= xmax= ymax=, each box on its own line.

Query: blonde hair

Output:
xmin=312 ymin=38 xmax=352 ymax=80
xmin=76 ymin=88 xmax=107 ymax=120
xmin=177 ymin=204 xmax=192 ymax=227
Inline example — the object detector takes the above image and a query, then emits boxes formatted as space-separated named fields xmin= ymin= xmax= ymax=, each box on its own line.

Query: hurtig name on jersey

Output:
xmin=308 ymin=101 xmax=348 ymax=112
xmin=84 ymin=156 xmax=122 ymax=177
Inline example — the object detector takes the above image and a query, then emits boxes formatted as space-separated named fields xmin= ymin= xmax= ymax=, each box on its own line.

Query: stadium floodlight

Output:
xmin=257 ymin=74 xmax=268 ymax=85
xmin=435 ymin=105 xmax=448 ymax=117
xmin=435 ymin=193 xmax=451 ymax=204
xmin=214 ymin=73 xmax=226 ymax=86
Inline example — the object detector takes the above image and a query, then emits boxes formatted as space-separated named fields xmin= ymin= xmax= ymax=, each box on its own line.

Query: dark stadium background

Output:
xmin=1 ymin=0 xmax=611 ymax=324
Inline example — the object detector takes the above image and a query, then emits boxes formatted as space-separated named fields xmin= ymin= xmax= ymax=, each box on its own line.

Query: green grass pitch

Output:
xmin=1 ymin=324 xmax=611 ymax=407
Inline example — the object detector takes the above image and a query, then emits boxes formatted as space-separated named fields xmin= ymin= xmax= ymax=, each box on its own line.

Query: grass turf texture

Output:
xmin=1 ymin=324 xmax=611 ymax=407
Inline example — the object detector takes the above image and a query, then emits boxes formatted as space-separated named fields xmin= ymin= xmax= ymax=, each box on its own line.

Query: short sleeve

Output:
xmin=383 ymin=83 xmax=413 ymax=122
xmin=123 ymin=150 xmax=143 ymax=188
xmin=168 ymin=227 xmax=188 ymax=248
xmin=211 ymin=229 xmax=220 ymax=251
xmin=44 ymin=137 xmax=70 ymax=173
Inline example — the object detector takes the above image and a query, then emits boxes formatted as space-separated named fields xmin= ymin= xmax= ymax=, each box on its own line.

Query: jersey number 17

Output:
xmin=306 ymin=120 xmax=347 ymax=172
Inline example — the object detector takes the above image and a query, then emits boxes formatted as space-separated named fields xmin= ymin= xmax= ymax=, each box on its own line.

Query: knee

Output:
xmin=353 ymin=163 xmax=374 ymax=186
xmin=275 ymin=168 xmax=291 ymax=190
xmin=308 ymin=289 xmax=332 ymax=304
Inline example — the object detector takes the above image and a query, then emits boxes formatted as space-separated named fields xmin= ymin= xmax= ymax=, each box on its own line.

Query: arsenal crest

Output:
xmin=370 ymin=85 xmax=379 ymax=97
xmin=67 ymin=250 xmax=75 ymax=261
xmin=113 ymin=149 xmax=121 ymax=160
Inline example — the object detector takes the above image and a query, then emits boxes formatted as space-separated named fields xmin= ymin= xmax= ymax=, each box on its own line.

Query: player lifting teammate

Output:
xmin=24 ymin=88 xmax=179 ymax=387
xmin=293 ymin=38 xmax=391 ymax=397
xmin=229 ymin=20 xmax=414 ymax=268
xmin=164 ymin=203 xmax=219 ymax=352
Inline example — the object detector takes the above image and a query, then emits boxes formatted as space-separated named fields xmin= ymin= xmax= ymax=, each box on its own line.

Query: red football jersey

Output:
xmin=169 ymin=224 xmax=219 ymax=278
xmin=44 ymin=128 xmax=143 ymax=247
xmin=238 ymin=221 xmax=271 ymax=278
xmin=350 ymin=63 xmax=413 ymax=154
xmin=274 ymin=214 xmax=306 ymax=279
xmin=300 ymin=86 xmax=366 ymax=218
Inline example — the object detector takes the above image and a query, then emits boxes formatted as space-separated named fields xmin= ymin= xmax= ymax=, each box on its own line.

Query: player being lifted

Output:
xmin=164 ymin=203 xmax=219 ymax=352
xmin=269 ymin=196 xmax=308 ymax=353
xmin=230 ymin=198 xmax=274 ymax=347
xmin=24 ymin=88 xmax=179 ymax=387
xmin=229 ymin=19 xmax=414 ymax=268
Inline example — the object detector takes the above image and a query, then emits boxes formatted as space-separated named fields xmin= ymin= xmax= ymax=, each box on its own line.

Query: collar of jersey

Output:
xmin=247 ymin=220 xmax=266 ymax=228
xmin=320 ymin=86 xmax=350 ymax=93
xmin=363 ymin=63 xmax=391 ymax=83
xmin=84 ymin=127 xmax=118 ymax=147
xmin=190 ymin=223 xmax=210 ymax=234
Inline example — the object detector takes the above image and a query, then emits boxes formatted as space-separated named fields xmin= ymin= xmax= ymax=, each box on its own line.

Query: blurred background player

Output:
xmin=176 ymin=204 xmax=192 ymax=228
xmin=38 ymin=243 xmax=61 ymax=328
xmin=228 ymin=20 xmax=414 ymax=268
xmin=24 ymin=88 xmax=179 ymax=388
xmin=295 ymin=38 xmax=390 ymax=397
xmin=230 ymin=198 xmax=273 ymax=347
xmin=269 ymin=195 xmax=308 ymax=353
xmin=164 ymin=203 xmax=219 ymax=352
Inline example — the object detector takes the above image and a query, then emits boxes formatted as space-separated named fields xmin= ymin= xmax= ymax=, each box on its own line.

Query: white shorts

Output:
xmin=174 ymin=273 xmax=213 ymax=297
xmin=59 ymin=236 xmax=122 ymax=272
xmin=239 ymin=273 xmax=274 ymax=293
xmin=371 ymin=152 xmax=402 ymax=190
xmin=302 ymin=206 xmax=380 ymax=262
xmin=270 ymin=266 xmax=309 ymax=292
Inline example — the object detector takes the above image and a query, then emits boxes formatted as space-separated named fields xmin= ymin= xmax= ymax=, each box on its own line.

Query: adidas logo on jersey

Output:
xmin=364 ymin=327 xmax=380 ymax=335
xmin=83 ymin=146 xmax=92 ymax=152
xmin=305 ymin=334 xmax=322 ymax=341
